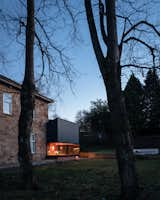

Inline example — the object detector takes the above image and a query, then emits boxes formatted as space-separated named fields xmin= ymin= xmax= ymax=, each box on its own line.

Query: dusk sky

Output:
xmin=0 ymin=0 xmax=159 ymax=122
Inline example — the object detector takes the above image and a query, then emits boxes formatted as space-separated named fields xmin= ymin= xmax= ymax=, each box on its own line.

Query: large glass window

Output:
xmin=3 ymin=93 xmax=12 ymax=115
xmin=30 ymin=133 xmax=36 ymax=154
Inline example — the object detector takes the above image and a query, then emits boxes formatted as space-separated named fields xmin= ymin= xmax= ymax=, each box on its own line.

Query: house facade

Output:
xmin=0 ymin=75 xmax=53 ymax=165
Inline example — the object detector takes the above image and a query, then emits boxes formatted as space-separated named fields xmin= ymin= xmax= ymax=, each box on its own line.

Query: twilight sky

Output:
xmin=0 ymin=0 xmax=160 ymax=122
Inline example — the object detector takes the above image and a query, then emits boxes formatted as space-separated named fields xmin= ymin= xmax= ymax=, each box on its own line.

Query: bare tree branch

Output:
xmin=34 ymin=16 xmax=75 ymax=83
xmin=119 ymin=17 xmax=127 ymax=57
xmin=122 ymin=64 xmax=160 ymax=69
xmin=99 ymin=0 xmax=108 ymax=46
xmin=34 ymin=32 xmax=45 ymax=81
xmin=124 ymin=36 xmax=155 ymax=51
xmin=123 ymin=36 xmax=156 ymax=66
xmin=123 ymin=20 xmax=160 ymax=39
xmin=63 ymin=0 xmax=76 ymax=28
xmin=85 ymin=0 xmax=105 ymax=72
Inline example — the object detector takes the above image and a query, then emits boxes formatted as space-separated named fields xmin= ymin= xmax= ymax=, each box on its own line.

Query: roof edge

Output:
xmin=0 ymin=74 xmax=53 ymax=103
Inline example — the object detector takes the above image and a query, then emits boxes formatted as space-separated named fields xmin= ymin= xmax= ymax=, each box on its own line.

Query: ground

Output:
xmin=0 ymin=157 xmax=160 ymax=200
xmin=80 ymin=145 xmax=115 ymax=154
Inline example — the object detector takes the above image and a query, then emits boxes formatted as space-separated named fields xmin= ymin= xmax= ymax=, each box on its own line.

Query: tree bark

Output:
xmin=84 ymin=0 xmax=139 ymax=199
xmin=104 ymin=62 xmax=139 ymax=199
xmin=18 ymin=0 xmax=35 ymax=189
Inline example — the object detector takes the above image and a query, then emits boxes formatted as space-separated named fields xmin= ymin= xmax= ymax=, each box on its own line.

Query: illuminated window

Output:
xmin=30 ymin=133 xmax=36 ymax=154
xmin=3 ymin=93 xmax=12 ymax=115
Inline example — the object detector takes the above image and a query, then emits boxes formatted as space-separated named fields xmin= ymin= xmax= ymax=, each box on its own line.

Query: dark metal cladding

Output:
xmin=46 ymin=119 xmax=58 ymax=143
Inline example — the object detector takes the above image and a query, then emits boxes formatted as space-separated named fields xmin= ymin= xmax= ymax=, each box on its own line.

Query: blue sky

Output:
xmin=0 ymin=0 xmax=160 ymax=122
xmin=52 ymin=40 xmax=107 ymax=121
xmin=0 ymin=0 xmax=107 ymax=122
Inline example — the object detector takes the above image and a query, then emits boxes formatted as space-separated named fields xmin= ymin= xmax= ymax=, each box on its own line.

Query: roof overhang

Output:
xmin=0 ymin=74 xmax=54 ymax=103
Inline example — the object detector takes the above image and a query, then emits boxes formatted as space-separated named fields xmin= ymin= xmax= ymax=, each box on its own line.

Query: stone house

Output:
xmin=0 ymin=75 xmax=53 ymax=166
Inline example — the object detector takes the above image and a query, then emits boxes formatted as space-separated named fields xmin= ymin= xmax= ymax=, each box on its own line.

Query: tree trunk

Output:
xmin=104 ymin=0 xmax=139 ymax=197
xmin=104 ymin=63 xmax=139 ymax=199
xmin=84 ymin=0 xmax=139 ymax=199
xmin=18 ymin=0 xmax=35 ymax=189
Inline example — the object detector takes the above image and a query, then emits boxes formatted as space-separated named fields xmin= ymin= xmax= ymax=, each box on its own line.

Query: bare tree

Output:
xmin=0 ymin=0 xmax=78 ymax=188
xmin=84 ymin=0 xmax=160 ymax=199
xmin=0 ymin=0 xmax=77 ymax=90
xmin=18 ymin=0 xmax=35 ymax=188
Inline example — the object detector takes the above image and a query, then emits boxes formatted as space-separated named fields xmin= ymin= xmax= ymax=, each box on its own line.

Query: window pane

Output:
xmin=30 ymin=133 xmax=36 ymax=154
xmin=3 ymin=93 xmax=12 ymax=114
xmin=4 ymin=103 xmax=10 ymax=114
xmin=33 ymin=109 xmax=36 ymax=120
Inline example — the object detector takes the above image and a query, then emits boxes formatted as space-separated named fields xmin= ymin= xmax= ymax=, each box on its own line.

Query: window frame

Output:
xmin=30 ymin=133 xmax=36 ymax=154
xmin=3 ymin=93 xmax=12 ymax=115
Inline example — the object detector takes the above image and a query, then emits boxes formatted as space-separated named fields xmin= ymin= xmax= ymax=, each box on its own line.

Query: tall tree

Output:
xmin=85 ymin=1 xmax=138 ymax=198
xmin=124 ymin=74 xmax=145 ymax=136
xmin=84 ymin=0 xmax=160 ymax=199
xmin=87 ymin=100 xmax=110 ymax=137
xmin=144 ymin=69 xmax=160 ymax=134
xmin=18 ymin=0 xmax=35 ymax=188
xmin=1 ymin=0 xmax=77 ymax=188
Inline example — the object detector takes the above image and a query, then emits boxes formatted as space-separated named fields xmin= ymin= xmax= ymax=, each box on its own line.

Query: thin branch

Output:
xmin=116 ymin=14 xmax=132 ymax=26
xmin=35 ymin=17 xmax=65 ymax=56
xmin=18 ymin=0 xmax=26 ymax=8
xmin=35 ymin=16 xmax=75 ymax=85
xmin=34 ymin=32 xmax=45 ymax=82
xmin=123 ymin=20 xmax=160 ymax=39
xmin=123 ymin=36 xmax=155 ymax=56
xmin=119 ymin=17 xmax=127 ymax=57
xmin=63 ymin=0 xmax=75 ymax=25
xmin=122 ymin=64 xmax=160 ymax=69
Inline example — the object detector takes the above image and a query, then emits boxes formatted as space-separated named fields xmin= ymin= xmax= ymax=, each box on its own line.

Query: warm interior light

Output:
xmin=51 ymin=145 xmax=55 ymax=151
xmin=47 ymin=142 xmax=80 ymax=156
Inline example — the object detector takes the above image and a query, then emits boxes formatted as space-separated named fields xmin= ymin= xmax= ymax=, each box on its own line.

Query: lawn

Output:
xmin=80 ymin=145 xmax=115 ymax=154
xmin=0 ymin=158 xmax=160 ymax=200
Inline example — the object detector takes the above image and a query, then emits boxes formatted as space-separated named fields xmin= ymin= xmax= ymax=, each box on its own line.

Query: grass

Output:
xmin=80 ymin=145 xmax=115 ymax=154
xmin=0 ymin=158 xmax=160 ymax=200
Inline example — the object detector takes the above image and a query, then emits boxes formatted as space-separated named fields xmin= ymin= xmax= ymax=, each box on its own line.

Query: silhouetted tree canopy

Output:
xmin=144 ymin=69 xmax=160 ymax=134
xmin=78 ymin=71 xmax=160 ymax=143
xmin=124 ymin=74 xmax=145 ymax=135
xmin=124 ymin=71 xmax=160 ymax=135
xmin=76 ymin=99 xmax=111 ymax=143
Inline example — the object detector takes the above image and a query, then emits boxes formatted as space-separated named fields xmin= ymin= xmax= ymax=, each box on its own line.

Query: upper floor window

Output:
xmin=3 ymin=93 xmax=12 ymax=115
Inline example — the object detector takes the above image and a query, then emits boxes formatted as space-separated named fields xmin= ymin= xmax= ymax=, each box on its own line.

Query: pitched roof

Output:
xmin=0 ymin=74 xmax=53 ymax=103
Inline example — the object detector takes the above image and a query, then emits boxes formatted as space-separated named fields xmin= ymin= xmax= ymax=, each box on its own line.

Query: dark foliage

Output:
xmin=76 ymin=99 xmax=111 ymax=145
xmin=78 ymin=71 xmax=160 ymax=143
xmin=143 ymin=69 xmax=160 ymax=134
xmin=124 ymin=71 xmax=160 ymax=136
xmin=124 ymin=74 xmax=145 ymax=136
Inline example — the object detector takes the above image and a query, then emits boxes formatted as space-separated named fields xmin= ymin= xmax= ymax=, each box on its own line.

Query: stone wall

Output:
xmin=0 ymin=83 xmax=49 ymax=165
xmin=32 ymin=99 xmax=48 ymax=161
